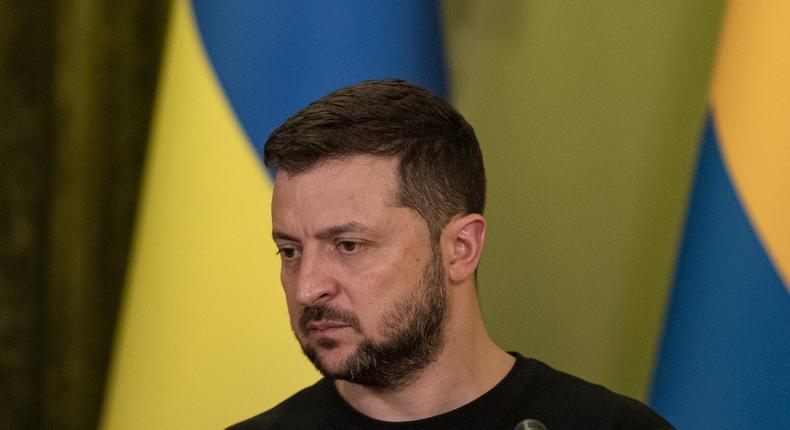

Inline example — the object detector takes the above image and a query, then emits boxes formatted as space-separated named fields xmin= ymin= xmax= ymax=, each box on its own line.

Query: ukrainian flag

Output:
xmin=651 ymin=2 xmax=790 ymax=428
xmin=101 ymin=1 xmax=447 ymax=428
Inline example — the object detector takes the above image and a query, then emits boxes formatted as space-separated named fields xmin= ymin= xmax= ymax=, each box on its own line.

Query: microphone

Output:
xmin=514 ymin=419 xmax=548 ymax=430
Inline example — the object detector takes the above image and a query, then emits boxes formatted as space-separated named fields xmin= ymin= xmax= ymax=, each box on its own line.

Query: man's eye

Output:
xmin=277 ymin=247 xmax=299 ymax=259
xmin=338 ymin=241 xmax=360 ymax=253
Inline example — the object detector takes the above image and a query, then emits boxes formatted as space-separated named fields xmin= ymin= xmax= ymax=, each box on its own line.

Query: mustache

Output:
xmin=299 ymin=305 xmax=361 ymax=333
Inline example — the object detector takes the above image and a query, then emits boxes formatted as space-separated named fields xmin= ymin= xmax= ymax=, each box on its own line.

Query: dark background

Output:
xmin=0 ymin=2 xmax=169 ymax=428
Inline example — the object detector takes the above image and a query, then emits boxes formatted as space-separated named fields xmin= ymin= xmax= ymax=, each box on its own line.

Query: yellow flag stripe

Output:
xmin=101 ymin=1 xmax=317 ymax=428
xmin=711 ymin=1 xmax=790 ymax=287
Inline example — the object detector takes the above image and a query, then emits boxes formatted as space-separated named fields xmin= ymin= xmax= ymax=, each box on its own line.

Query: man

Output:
xmin=229 ymin=80 xmax=672 ymax=429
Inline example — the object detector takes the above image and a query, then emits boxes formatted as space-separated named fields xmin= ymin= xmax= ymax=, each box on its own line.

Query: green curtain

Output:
xmin=0 ymin=2 xmax=169 ymax=428
xmin=444 ymin=1 xmax=725 ymax=399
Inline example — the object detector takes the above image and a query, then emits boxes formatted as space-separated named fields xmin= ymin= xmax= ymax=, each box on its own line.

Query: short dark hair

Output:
xmin=264 ymin=79 xmax=486 ymax=240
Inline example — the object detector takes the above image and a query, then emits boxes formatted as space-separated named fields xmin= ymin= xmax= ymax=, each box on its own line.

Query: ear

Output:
xmin=443 ymin=213 xmax=486 ymax=285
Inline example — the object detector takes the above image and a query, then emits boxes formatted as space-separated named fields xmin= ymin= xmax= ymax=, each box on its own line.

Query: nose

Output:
xmin=293 ymin=249 xmax=337 ymax=306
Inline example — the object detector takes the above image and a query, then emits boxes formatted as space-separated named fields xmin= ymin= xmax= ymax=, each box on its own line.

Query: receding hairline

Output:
xmin=272 ymin=153 xmax=409 ymax=211
xmin=272 ymin=153 xmax=398 ymax=176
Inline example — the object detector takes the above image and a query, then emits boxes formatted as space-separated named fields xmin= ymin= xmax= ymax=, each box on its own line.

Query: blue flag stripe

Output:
xmin=190 ymin=0 xmax=448 ymax=159
xmin=650 ymin=116 xmax=790 ymax=429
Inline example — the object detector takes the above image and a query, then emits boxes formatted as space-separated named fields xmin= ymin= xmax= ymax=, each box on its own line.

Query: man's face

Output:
xmin=271 ymin=155 xmax=447 ymax=389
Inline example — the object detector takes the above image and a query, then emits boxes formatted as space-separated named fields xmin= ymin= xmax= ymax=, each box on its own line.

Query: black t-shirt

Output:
xmin=228 ymin=353 xmax=673 ymax=429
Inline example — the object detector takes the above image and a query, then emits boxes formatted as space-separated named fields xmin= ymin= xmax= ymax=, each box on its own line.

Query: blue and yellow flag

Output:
xmin=651 ymin=2 xmax=790 ymax=428
xmin=101 ymin=1 xmax=447 ymax=428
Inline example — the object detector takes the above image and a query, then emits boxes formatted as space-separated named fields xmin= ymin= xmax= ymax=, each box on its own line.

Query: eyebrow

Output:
xmin=272 ymin=230 xmax=299 ymax=242
xmin=272 ymin=222 xmax=373 ymax=243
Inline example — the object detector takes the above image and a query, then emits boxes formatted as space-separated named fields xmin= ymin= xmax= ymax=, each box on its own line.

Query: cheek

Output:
xmin=283 ymin=288 xmax=302 ymax=331
xmin=353 ymin=272 xmax=409 ymax=317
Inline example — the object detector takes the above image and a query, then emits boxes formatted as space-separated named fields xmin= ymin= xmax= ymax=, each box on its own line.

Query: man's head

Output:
xmin=267 ymin=80 xmax=486 ymax=390
xmin=265 ymin=79 xmax=485 ymax=242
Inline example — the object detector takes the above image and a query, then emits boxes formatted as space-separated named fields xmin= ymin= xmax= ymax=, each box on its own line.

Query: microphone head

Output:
xmin=514 ymin=419 xmax=548 ymax=430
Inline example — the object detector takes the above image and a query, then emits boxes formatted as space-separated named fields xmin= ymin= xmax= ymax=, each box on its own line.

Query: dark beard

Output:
xmin=299 ymin=247 xmax=447 ymax=391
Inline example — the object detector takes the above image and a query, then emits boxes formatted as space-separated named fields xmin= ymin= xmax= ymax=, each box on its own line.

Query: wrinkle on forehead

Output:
xmin=273 ymin=155 xmax=401 ymax=207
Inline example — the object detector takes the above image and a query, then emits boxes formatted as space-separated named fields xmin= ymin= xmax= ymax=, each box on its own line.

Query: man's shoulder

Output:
xmin=226 ymin=378 xmax=335 ymax=430
xmin=518 ymin=356 xmax=673 ymax=428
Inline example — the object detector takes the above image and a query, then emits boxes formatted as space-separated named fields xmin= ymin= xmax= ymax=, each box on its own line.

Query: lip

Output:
xmin=307 ymin=320 xmax=351 ymax=333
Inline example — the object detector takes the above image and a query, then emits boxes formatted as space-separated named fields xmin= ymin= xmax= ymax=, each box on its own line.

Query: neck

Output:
xmin=333 ymin=292 xmax=515 ymax=422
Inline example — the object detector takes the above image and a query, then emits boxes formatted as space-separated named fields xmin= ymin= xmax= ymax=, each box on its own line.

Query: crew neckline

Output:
xmin=325 ymin=352 xmax=534 ymax=429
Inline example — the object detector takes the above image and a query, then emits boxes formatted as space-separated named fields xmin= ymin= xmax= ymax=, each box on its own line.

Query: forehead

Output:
xmin=271 ymin=155 xmax=403 ymax=230
xmin=274 ymin=155 xmax=398 ymax=200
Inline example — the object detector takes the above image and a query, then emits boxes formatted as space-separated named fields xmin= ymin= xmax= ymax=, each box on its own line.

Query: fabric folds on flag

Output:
xmin=101 ymin=1 xmax=448 ymax=428
xmin=651 ymin=2 xmax=790 ymax=429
